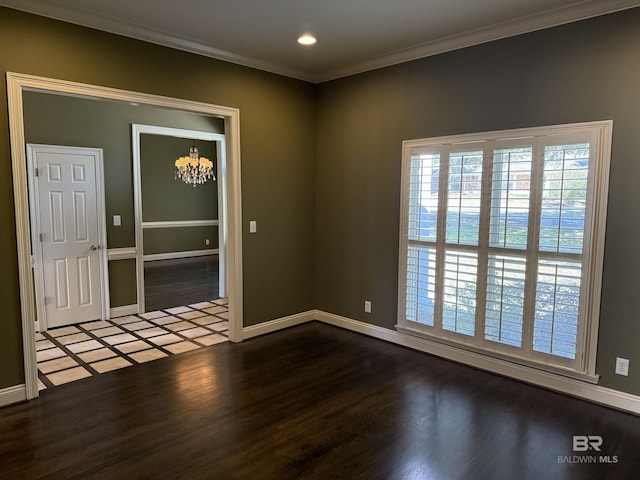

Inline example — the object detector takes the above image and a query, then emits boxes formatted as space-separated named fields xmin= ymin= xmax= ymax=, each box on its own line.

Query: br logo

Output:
xmin=573 ymin=435 xmax=603 ymax=452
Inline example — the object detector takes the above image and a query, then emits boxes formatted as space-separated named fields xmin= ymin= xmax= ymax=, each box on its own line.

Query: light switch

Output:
xmin=113 ymin=215 xmax=121 ymax=226
xmin=249 ymin=220 xmax=257 ymax=233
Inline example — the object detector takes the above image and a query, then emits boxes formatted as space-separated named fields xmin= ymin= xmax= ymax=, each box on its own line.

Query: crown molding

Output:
xmin=0 ymin=0 xmax=316 ymax=82
xmin=1 ymin=0 xmax=638 ymax=84
xmin=317 ymin=0 xmax=640 ymax=82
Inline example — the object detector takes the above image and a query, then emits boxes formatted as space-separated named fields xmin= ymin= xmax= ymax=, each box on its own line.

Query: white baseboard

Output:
xmin=0 ymin=384 xmax=26 ymax=407
xmin=110 ymin=304 xmax=139 ymax=318
xmin=243 ymin=310 xmax=315 ymax=340
xmin=313 ymin=310 xmax=640 ymax=416
xmin=143 ymin=249 xmax=219 ymax=262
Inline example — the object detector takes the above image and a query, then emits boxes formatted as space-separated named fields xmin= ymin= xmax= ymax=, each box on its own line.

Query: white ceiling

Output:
xmin=2 ymin=0 xmax=639 ymax=82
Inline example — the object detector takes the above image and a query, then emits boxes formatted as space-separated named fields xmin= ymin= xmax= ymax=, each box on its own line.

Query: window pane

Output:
xmin=446 ymin=150 xmax=483 ymax=245
xmin=485 ymin=255 xmax=526 ymax=348
xmin=443 ymin=250 xmax=477 ymax=336
xmin=533 ymin=260 xmax=581 ymax=359
xmin=408 ymin=153 xmax=439 ymax=242
xmin=490 ymin=147 xmax=532 ymax=249
xmin=406 ymin=246 xmax=437 ymax=326
xmin=540 ymin=144 xmax=589 ymax=254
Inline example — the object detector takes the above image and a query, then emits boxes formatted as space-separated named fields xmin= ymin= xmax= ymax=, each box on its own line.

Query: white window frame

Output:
xmin=397 ymin=121 xmax=612 ymax=380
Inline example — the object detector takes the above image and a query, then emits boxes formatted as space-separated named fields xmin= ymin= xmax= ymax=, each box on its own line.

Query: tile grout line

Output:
xmin=151 ymin=311 xmax=228 ymax=347
xmin=139 ymin=306 xmax=230 ymax=347
xmin=81 ymin=318 xmax=174 ymax=359
xmin=122 ymin=312 xmax=203 ymax=351
xmin=37 ymin=369 xmax=55 ymax=389
xmin=131 ymin=305 xmax=230 ymax=352
xmin=74 ymin=322 xmax=146 ymax=365
xmin=40 ymin=331 xmax=102 ymax=376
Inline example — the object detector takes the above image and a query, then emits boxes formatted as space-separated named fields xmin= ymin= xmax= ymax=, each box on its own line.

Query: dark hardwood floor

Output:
xmin=144 ymin=255 xmax=219 ymax=311
xmin=1 ymin=322 xmax=639 ymax=479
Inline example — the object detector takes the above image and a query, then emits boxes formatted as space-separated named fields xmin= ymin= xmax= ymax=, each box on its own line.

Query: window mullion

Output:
xmin=521 ymin=137 xmax=544 ymax=357
xmin=475 ymin=141 xmax=494 ymax=346
xmin=433 ymin=145 xmax=450 ymax=335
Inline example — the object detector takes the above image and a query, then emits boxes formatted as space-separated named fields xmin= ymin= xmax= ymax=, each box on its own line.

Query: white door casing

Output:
xmin=8 ymin=72 xmax=243 ymax=402
xmin=28 ymin=144 xmax=109 ymax=330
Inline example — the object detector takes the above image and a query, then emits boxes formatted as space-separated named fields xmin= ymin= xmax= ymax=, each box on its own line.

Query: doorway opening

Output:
xmin=132 ymin=125 xmax=227 ymax=314
xmin=7 ymin=72 xmax=244 ymax=400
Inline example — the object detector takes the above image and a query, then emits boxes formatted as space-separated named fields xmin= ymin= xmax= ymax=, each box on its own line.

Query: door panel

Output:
xmin=77 ymin=255 xmax=94 ymax=306
xmin=50 ymin=190 xmax=66 ymax=242
xmin=53 ymin=258 xmax=70 ymax=309
xmin=74 ymin=191 xmax=89 ymax=241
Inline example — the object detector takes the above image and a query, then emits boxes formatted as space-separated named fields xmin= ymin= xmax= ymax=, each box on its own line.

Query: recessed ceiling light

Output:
xmin=297 ymin=34 xmax=317 ymax=45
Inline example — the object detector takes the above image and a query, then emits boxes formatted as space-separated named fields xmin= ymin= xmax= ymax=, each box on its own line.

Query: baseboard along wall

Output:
xmin=109 ymin=304 xmax=139 ymax=319
xmin=0 ymin=384 xmax=26 ymax=408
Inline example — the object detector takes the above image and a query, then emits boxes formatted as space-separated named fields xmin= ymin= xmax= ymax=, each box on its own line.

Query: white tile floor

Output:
xmin=37 ymin=299 xmax=229 ymax=390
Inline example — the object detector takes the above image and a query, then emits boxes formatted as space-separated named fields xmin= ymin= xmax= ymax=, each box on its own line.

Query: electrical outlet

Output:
xmin=364 ymin=300 xmax=372 ymax=313
xmin=205 ymin=239 xmax=210 ymax=246
xmin=615 ymin=357 xmax=629 ymax=376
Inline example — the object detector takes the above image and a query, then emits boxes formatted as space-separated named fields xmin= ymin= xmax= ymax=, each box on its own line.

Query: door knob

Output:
xmin=90 ymin=244 xmax=99 ymax=251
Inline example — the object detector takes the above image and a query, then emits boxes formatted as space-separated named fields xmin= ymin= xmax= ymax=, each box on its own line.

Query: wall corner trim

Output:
xmin=0 ymin=384 xmax=27 ymax=408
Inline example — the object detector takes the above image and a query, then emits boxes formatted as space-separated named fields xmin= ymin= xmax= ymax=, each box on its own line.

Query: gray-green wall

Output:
xmin=315 ymin=9 xmax=640 ymax=394
xmin=143 ymin=227 xmax=218 ymax=255
xmin=0 ymin=7 xmax=316 ymax=388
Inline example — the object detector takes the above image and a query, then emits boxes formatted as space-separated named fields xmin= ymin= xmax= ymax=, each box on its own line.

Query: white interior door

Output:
xmin=28 ymin=145 xmax=108 ymax=330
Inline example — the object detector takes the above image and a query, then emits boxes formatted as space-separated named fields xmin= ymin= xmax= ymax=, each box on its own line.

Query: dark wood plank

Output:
xmin=1 ymin=323 xmax=639 ymax=479
xmin=144 ymin=255 xmax=219 ymax=310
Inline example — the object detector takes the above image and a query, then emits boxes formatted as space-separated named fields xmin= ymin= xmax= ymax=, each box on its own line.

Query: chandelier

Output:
xmin=175 ymin=146 xmax=215 ymax=187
